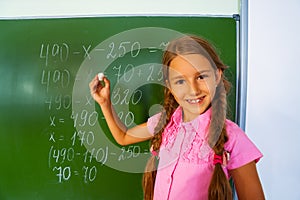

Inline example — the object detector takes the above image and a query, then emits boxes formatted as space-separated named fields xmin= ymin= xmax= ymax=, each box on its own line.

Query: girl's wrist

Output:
xmin=99 ymin=100 xmax=112 ymax=110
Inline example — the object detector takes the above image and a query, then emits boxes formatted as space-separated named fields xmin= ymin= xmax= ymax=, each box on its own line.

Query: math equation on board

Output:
xmin=39 ymin=41 xmax=165 ymax=183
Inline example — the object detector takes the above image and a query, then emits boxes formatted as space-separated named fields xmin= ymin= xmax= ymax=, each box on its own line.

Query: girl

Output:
xmin=89 ymin=36 xmax=265 ymax=200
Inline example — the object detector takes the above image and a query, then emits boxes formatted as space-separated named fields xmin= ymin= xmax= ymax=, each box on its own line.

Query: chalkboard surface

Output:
xmin=0 ymin=16 xmax=237 ymax=200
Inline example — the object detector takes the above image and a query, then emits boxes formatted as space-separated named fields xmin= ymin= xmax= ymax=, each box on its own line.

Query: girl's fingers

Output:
xmin=102 ymin=76 xmax=110 ymax=89
xmin=89 ymin=75 xmax=100 ymax=94
xmin=89 ymin=74 xmax=110 ymax=103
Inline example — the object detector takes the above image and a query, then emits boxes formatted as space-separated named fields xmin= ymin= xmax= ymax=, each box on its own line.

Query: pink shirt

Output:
xmin=147 ymin=107 xmax=262 ymax=200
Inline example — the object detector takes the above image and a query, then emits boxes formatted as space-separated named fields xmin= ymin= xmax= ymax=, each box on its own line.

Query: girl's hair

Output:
xmin=142 ymin=35 xmax=232 ymax=200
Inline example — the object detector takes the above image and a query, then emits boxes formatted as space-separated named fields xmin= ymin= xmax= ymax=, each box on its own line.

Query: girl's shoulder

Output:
xmin=224 ymin=119 xmax=263 ymax=170
xmin=225 ymin=119 xmax=244 ymax=136
xmin=146 ymin=107 xmax=182 ymax=135
xmin=147 ymin=112 xmax=162 ymax=135
xmin=224 ymin=119 xmax=251 ymax=147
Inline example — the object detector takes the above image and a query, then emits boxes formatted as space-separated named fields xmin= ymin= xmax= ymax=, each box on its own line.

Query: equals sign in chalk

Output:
xmin=58 ymin=136 xmax=64 ymax=141
xmin=73 ymin=171 xmax=79 ymax=176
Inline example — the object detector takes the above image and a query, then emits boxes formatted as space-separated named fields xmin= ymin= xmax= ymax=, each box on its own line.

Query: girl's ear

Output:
xmin=165 ymin=80 xmax=176 ymax=98
xmin=215 ymin=68 xmax=223 ymax=85
xmin=165 ymin=79 xmax=171 ymax=89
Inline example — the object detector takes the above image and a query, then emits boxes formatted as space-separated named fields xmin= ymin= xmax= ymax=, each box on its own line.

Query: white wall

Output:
xmin=247 ymin=0 xmax=300 ymax=199
xmin=0 ymin=0 xmax=238 ymax=17
xmin=1 ymin=0 xmax=300 ymax=199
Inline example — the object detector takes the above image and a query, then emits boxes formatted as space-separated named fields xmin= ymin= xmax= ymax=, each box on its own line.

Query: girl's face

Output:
xmin=168 ymin=54 xmax=221 ymax=122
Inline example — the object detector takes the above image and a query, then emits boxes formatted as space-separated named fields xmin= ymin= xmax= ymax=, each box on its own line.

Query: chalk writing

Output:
xmin=71 ymin=110 xmax=98 ymax=128
xmin=40 ymin=39 xmax=165 ymax=183
xmin=118 ymin=146 xmax=140 ymax=161
xmin=41 ymin=69 xmax=71 ymax=92
xmin=52 ymin=166 xmax=71 ymax=183
xmin=106 ymin=41 xmax=141 ymax=59
xmin=45 ymin=94 xmax=72 ymax=110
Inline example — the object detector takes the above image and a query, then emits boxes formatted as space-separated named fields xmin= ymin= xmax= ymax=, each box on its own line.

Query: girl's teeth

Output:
xmin=187 ymin=97 xmax=204 ymax=103
xmin=188 ymin=99 xmax=200 ymax=103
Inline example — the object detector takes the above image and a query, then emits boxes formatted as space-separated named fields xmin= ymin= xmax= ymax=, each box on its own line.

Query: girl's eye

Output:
xmin=198 ymin=74 xmax=208 ymax=80
xmin=175 ymin=79 xmax=185 ymax=85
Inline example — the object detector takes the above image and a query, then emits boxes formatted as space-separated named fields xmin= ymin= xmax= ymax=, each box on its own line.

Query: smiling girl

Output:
xmin=89 ymin=35 xmax=265 ymax=200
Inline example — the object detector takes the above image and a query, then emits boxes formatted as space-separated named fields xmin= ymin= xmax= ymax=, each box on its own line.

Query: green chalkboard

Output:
xmin=0 ymin=16 xmax=237 ymax=200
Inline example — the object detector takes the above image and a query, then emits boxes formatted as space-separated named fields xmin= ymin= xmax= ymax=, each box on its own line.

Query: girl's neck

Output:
xmin=182 ymin=104 xmax=212 ymax=122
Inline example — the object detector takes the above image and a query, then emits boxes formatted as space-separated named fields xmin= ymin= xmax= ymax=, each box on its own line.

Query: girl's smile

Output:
xmin=186 ymin=96 xmax=205 ymax=104
xmin=168 ymin=54 xmax=221 ymax=122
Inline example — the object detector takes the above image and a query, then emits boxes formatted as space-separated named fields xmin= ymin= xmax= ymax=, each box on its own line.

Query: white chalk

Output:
xmin=98 ymin=72 xmax=105 ymax=81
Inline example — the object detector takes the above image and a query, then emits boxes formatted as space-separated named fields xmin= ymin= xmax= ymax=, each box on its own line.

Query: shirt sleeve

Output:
xmin=146 ymin=112 xmax=162 ymax=136
xmin=225 ymin=120 xmax=263 ymax=170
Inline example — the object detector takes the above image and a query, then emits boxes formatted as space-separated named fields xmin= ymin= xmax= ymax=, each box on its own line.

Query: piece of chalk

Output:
xmin=98 ymin=73 xmax=105 ymax=81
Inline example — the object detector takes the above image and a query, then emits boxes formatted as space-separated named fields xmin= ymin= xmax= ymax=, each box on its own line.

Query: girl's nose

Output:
xmin=189 ymin=80 xmax=201 ymax=96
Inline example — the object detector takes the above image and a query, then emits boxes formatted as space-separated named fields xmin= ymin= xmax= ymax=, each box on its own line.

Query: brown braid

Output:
xmin=208 ymin=80 xmax=232 ymax=200
xmin=142 ymin=35 xmax=232 ymax=199
xmin=142 ymin=88 xmax=178 ymax=200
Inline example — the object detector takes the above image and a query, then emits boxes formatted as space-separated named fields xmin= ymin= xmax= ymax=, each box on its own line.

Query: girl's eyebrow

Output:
xmin=195 ymin=69 xmax=212 ymax=74
xmin=170 ymin=75 xmax=184 ymax=81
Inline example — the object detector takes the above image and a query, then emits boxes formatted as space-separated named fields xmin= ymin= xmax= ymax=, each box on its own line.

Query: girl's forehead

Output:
xmin=169 ymin=54 xmax=213 ymax=75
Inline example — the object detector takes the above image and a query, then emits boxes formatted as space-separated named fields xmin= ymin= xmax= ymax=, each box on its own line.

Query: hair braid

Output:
xmin=142 ymin=88 xmax=178 ymax=200
xmin=208 ymin=79 xmax=232 ymax=200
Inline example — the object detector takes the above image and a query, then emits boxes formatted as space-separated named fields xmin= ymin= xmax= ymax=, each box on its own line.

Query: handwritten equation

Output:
xmin=40 ymin=40 xmax=164 ymax=183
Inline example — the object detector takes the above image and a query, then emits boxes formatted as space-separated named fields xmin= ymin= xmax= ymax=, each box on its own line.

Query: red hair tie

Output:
xmin=150 ymin=145 xmax=158 ymax=157
xmin=213 ymin=154 xmax=223 ymax=165
xmin=213 ymin=151 xmax=230 ymax=166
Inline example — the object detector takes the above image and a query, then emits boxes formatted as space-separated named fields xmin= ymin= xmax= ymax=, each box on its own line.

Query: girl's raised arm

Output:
xmin=89 ymin=75 xmax=153 ymax=146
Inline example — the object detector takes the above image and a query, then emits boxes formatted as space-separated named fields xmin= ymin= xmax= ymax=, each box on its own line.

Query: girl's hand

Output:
xmin=89 ymin=75 xmax=111 ymax=106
